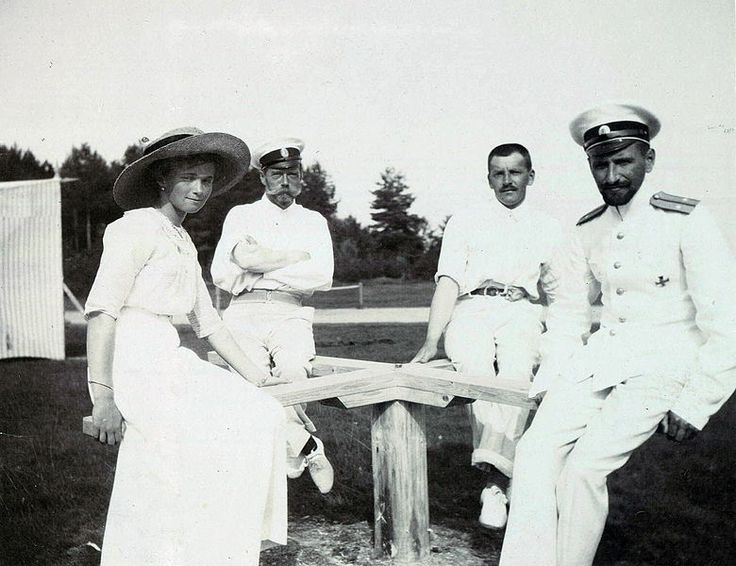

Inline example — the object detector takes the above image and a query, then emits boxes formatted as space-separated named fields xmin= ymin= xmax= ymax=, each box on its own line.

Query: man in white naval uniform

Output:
xmin=411 ymin=143 xmax=564 ymax=528
xmin=211 ymin=138 xmax=335 ymax=493
xmin=500 ymin=104 xmax=736 ymax=566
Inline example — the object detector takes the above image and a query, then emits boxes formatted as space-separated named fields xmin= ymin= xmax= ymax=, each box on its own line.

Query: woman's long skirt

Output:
xmin=97 ymin=308 xmax=287 ymax=565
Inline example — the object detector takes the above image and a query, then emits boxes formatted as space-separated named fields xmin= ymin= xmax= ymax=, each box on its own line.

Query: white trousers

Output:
xmin=444 ymin=297 xmax=542 ymax=477
xmin=223 ymin=301 xmax=317 ymax=471
xmin=500 ymin=371 xmax=687 ymax=566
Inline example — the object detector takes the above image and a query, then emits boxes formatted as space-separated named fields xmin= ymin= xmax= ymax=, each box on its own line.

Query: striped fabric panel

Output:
xmin=0 ymin=179 xmax=65 ymax=360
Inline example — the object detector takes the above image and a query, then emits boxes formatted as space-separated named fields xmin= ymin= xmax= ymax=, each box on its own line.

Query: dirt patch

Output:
xmin=261 ymin=518 xmax=497 ymax=565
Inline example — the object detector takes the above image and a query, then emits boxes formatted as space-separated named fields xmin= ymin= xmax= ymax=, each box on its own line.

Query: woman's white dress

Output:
xmin=85 ymin=207 xmax=287 ymax=565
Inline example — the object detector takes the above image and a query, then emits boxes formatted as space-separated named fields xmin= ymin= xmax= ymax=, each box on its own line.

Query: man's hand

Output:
xmin=658 ymin=411 xmax=699 ymax=442
xmin=91 ymin=397 xmax=124 ymax=446
xmin=261 ymin=367 xmax=296 ymax=387
xmin=502 ymin=286 xmax=527 ymax=302
xmin=410 ymin=342 xmax=438 ymax=364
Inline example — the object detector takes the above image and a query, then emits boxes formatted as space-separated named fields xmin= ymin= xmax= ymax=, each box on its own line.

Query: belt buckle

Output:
xmin=265 ymin=290 xmax=273 ymax=302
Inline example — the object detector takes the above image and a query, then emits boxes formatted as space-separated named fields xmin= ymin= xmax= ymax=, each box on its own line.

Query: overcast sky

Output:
xmin=2 ymin=1 xmax=734 ymax=241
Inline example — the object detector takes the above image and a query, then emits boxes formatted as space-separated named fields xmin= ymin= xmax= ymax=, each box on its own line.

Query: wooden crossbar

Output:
xmin=203 ymin=353 xmax=536 ymax=409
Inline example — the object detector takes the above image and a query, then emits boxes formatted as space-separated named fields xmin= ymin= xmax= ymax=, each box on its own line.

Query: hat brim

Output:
xmin=113 ymin=132 xmax=250 ymax=211
xmin=586 ymin=138 xmax=645 ymax=158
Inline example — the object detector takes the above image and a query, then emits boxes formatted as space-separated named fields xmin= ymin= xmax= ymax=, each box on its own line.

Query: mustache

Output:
xmin=266 ymin=187 xmax=299 ymax=196
xmin=601 ymin=183 xmax=630 ymax=190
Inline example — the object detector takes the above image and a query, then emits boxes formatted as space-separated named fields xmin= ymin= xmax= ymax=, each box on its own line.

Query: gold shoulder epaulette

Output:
xmin=650 ymin=191 xmax=700 ymax=214
xmin=576 ymin=204 xmax=608 ymax=226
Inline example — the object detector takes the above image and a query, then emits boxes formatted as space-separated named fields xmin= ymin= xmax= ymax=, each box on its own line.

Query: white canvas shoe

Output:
xmin=286 ymin=454 xmax=306 ymax=479
xmin=479 ymin=485 xmax=508 ymax=529
xmin=305 ymin=436 xmax=334 ymax=494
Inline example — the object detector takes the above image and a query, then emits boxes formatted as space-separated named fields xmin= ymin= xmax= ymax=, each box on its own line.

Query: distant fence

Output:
xmin=322 ymin=282 xmax=364 ymax=309
xmin=213 ymin=281 xmax=364 ymax=313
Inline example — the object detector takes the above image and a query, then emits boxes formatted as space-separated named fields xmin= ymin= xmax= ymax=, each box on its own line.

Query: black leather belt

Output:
xmin=469 ymin=286 xmax=506 ymax=297
xmin=466 ymin=283 xmax=527 ymax=302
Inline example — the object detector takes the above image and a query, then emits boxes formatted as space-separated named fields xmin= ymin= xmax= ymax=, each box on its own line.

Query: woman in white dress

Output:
xmin=85 ymin=127 xmax=287 ymax=565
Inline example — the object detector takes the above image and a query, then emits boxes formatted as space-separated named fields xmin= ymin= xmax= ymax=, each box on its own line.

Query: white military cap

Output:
xmin=569 ymin=103 xmax=660 ymax=156
xmin=252 ymin=137 xmax=305 ymax=169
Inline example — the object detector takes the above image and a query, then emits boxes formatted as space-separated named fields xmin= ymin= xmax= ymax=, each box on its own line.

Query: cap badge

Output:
xmin=598 ymin=125 xmax=611 ymax=135
xmin=280 ymin=147 xmax=290 ymax=158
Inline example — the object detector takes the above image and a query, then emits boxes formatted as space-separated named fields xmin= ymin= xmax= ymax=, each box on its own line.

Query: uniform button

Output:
xmin=613 ymin=261 xmax=622 ymax=269
xmin=616 ymin=232 xmax=625 ymax=240
xmin=609 ymin=329 xmax=616 ymax=336
xmin=616 ymin=288 xmax=625 ymax=295
xmin=618 ymin=316 xmax=626 ymax=323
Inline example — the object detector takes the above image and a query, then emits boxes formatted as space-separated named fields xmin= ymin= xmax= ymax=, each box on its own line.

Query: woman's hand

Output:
xmin=91 ymin=395 xmax=124 ymax=445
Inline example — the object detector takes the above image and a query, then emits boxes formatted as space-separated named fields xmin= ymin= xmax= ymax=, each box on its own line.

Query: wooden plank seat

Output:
xmin=83 ymin=354 xmax=536 ymax=564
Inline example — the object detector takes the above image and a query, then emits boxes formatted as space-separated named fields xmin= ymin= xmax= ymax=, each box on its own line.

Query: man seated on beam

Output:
xmin=211 ymin=138 xmax=336 ymax=494
xmin=411 ymin=142 xmax=565 ymax=528
xmin=499 ymin=104 xmax=736 ymax=566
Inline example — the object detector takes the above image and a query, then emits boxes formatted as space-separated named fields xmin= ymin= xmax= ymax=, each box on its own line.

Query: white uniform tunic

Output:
xmin=211 ymin=195 xmax=333 ymax=464
xmin=436 ymin=198 xmax=564 ymax=476
xmin=501 ymin=183 xmax=736 ymax=566
xmin=85 ymin=208 xmax=287 ymax=566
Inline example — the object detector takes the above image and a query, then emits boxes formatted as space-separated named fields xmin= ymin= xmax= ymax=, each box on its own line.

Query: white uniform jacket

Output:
xmin=534 ymin=183 xmax=736 ymax=430
xmin=211 ymin=195 xmax=334 ymax=296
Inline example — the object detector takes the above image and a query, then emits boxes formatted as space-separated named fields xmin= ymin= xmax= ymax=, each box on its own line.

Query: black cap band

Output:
xmin=259 ymin=147 xmax=302 ymax=168
xmin=583 ymin=121 xmax=650 ymax=153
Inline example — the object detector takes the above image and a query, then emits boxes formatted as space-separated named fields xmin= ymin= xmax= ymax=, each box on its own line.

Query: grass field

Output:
xmin=199 ymin=278 xmax=437 ymax=313
xmin=1 ymin=297 xmax=735 ymax=564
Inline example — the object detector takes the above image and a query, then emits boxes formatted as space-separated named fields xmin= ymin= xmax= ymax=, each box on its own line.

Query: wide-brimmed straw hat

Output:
xmin=113 ymin=126 xmax=250 ymax=210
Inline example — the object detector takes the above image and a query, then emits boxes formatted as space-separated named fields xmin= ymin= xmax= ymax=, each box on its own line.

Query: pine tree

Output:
xmin=299 ymin=162 xmax=338 ymax=220
xmin=60 ymin=144 xmax=117 ymax=250
xmin=369 ymin=168 xmax=427 ymax=264
xmin=0 ymin=144 xmax=54 ymax=181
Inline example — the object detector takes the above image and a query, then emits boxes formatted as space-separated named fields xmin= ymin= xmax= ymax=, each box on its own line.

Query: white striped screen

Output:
xmin=0 ymin=178 xmax=65 ymax=360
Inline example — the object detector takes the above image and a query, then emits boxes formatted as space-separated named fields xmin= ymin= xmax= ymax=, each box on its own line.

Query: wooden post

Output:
xmin=371 ymin=400 xmax=429 ymax=563
xmin=358 ymin=281 xmax=364 ymax=309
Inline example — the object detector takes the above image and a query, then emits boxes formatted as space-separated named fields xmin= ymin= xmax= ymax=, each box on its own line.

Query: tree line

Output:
xmin=0 ymin=143 xmax=445 ymax=297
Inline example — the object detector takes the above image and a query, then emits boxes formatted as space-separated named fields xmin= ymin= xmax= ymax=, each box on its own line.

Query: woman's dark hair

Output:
xmin=487 ymin=143 xmax=532 ymax=171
